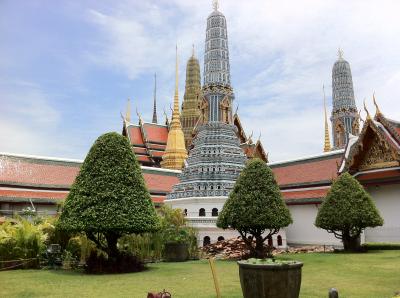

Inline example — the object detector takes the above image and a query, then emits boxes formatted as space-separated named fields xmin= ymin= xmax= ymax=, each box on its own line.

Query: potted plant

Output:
xmin=217 ymin=159 xmax=301 ymax=298
xmin=163 ymin=227 xmax=190 ymax=262
xmin=159 ymin=206 xmax=194 ymax=262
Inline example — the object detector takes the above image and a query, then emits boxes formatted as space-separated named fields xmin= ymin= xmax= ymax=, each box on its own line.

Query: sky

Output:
xmin=1 ymin=0 xmax=400 ymax=162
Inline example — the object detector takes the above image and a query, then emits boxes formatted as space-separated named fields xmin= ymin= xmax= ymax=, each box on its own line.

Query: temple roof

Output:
xmin=0 ymin=153 xmax=179 ymax=207
xmin=339 ymin=112 xmax=400 ymax=175
xmin=123 ymin=120 xmax=169 ymax=167
xmin=269 ymin=150 xmax=343 ymax=188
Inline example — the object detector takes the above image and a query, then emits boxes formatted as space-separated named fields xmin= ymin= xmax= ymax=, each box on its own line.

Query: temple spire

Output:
xmin=161 ymin=45 xmax=188 ymax=170
xmin=173 ymin=45 xmax=179 ymax=121
xmin=331 ymin=49 xmax=359 ymax=149
xmin=125 ymin=98 xmax=131 ymax=122
xmin=152 ymin=73 xmax=158 ymax=124
xmin=323 ymin=85 xmax=331 ymax=152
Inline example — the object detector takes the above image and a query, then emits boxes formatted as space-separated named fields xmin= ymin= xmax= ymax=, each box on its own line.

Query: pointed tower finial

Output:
xmin=364 ymin=98 xmax=371 ymax=121
xmin=160 ymin=44 xmax=187 ymax=170
xmin=213 ymin=0 xmax=219 ymax=11
xmin=338 ymin=48 xmax=344 ymax=60
xmin=323 ymin=85 xmax=331 ymax=152
xmin=152 ymin=73 xmax=158 ymax=124
xmin=125 ymin=98 xmax=131 ymax=122
xmin=192 ymin=44 xmax=195 ymax=57
xmin=173 ymin=44 xmax=180 ymax=120
xmin=373 ymin=92 xmax=382 ymax=116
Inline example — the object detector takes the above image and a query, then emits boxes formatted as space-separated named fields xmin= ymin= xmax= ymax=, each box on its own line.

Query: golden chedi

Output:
xmin=161 ymin=47 xmax=188 ymax=170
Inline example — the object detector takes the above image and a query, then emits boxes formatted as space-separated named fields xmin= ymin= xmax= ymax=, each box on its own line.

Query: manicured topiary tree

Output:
xmin=217 ymin=158 xmax=292 ymax=258
xmin=58 ymin=132 xmax=159 ymax=261
xmin=315 ymin=172 xmax=383 ymax=251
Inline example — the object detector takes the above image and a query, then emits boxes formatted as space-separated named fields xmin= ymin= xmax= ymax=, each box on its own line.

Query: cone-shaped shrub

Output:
xmin=217 ymin=158 xmax=292 ymax=258
xmin=315 ymin=172 xmax=383 ymax=251
xmin=58 ymin=132 xmax=159 ymax=263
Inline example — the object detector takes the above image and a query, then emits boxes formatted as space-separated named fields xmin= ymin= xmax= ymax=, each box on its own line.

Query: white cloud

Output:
xmin=2 ymin=0 xmax=400 ymax=161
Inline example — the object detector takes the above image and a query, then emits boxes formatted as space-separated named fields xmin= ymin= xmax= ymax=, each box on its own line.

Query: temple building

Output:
xmin=165 ymin=1 xmax=281 ymax=246
xmin=1 ymin=1 xmax=399 ymax=248
xmin=331 ymin=49 xmax=360 ymax=149
xmin=181 ymin=47 xmax=202 ymax=150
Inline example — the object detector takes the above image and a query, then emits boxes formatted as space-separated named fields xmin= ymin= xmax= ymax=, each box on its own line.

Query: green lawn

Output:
xmin=1 ymin=251 xmax=399 ymax=298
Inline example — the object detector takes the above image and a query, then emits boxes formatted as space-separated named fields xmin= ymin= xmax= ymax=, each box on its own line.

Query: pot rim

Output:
xmin=237 ymin=260 xmax=303 ymax=270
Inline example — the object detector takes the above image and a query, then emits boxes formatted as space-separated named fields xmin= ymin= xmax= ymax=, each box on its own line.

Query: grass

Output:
xmin=1 ymin=251 xmax=400 ymax=298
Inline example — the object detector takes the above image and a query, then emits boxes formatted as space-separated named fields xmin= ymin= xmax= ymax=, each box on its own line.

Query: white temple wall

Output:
xmin=365 ymin=184 xmax=400 ymax=243
xmin=286 ymin=204 xmax=342 ymax=246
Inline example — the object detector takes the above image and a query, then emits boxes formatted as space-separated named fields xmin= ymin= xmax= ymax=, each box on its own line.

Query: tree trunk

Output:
xmin=342 ymin=232 xmax=361 ymax=252
xmin=255 ymin=235 xmax=266 ymax=259
xmin=105 ymin=232 xmax=120 ymax=259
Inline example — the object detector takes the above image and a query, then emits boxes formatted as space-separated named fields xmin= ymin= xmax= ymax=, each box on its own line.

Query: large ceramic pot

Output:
xmin=237 ymin=260 xmax=303 ymax=298
xmin=164 ymin=242 xmax=189 ymax=262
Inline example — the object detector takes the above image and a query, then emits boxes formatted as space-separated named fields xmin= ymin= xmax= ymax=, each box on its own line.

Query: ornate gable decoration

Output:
xmin=341 ymin=118 xmax=400 ymax=173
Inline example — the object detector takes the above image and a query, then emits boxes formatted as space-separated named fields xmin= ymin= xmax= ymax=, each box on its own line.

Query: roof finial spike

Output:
xmin=192 ymin=44 xmax=195 ymax=57
xmin=125 ymin=98 xmax=131 ymax=123
xmin=136 ymin=106 xmax=143 ymax=124
xmin=364 ymin=98 xmax=371 ymax=121
xmin=152 ymin=73 xmax=158 ymax=124
xmin=323 ymin=84 xmax=331 ymax=152
xmin=212 ymin=0 xmax=219 ymax=11
xmin=338 ymin=48 xmax=344 ymax=60
xmin=373 ymin=92 xmax=382 ymax=116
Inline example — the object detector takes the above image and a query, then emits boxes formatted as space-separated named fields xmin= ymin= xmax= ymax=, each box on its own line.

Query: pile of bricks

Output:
xmin=202 ymin=238 xmax=334 ymax=260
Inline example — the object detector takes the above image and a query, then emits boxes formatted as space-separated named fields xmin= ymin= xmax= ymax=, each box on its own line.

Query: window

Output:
xmin=217 ymin=236 xmax=225 ymax=242
xmin=203 ymin=236 xmax=211 ymax=246
xmin=199 ymin=208 xmax=206 ymax=217
xmin=212 ymin=208 xmax=218 ymax=217
xmin=277 ymin=235 xmax=283 ymax=246
xmin=184 ymin=209 xmax=188 ymax=216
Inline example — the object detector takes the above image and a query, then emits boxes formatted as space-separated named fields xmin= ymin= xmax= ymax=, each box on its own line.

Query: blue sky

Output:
xmin=1 ymin=0 xmax=400 ymax=161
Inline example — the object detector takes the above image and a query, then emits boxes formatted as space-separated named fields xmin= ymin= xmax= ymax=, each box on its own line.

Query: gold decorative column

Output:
xmin=161 ymin=46 xmax=188 ymax=170
xmin=323 ymin=85 xmax=331 ymax=152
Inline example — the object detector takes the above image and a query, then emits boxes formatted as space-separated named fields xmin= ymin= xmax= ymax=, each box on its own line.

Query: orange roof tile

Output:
xmin=128 ymin=126 xmax=145 ymax=145
xmin=0 ymin=155 xmax=179 ymax=199
xmin=271 ymin=154 xmax=341 ymax=187
xmin=143 ymin=124 xmax=168 ymax=143
xmin=0 ymin=188 xmax=67 ymax=200
xmin=0 ymin=156 xmax=79 ymax=187
xmin=143 ymin=173 xmax=179 ymax=192
xmin=282 ymin=188 xmax=328 ymax=200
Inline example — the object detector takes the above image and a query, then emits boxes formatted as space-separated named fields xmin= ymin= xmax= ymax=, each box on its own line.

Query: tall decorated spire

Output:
xmin=331 ymin=49 xmax=359 ymax=149
xmin=323 ymin=85 xmax=331 ymax=152
xmin=161 ymin=46 xmax=188 ymax=170
xmin=204 ymin=0 xmax=230 ymax=87
xmin=181 ymin=46 xmax=202 ymax=149
xmin=152 ymin=73 xmax=158 ymax=124
xmin=166 ymin=1 xmax=246 ymax=202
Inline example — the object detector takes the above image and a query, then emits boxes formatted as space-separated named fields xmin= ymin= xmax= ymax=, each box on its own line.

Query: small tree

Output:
xmin=315 ymin=172 xmax=383 ymax=251
xmin=58 ymin=132 xmax=159 ymax=260
xmin=217 ymin=158 xmax=292 ymax=258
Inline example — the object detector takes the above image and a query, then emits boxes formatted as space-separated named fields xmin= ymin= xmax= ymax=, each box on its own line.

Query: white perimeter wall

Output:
xmin=365 ymin=184 xmax=400 ymax=242
xmin=286 ymin=204 xmax=342 ymax=246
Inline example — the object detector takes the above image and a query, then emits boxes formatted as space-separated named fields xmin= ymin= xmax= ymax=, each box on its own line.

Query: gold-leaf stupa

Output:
xmin=161 ymin=47 xmax=188 ymax=170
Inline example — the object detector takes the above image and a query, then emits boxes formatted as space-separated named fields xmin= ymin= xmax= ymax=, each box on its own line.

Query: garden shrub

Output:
xmin=362 ymin=243 xmax=400 ymax=250
xmin=0 ymin=216 xmax=54 ymax=269
xmin=58 ymin=132 xmax=159 ymax=273
xmin=315 ymin=172 xmax=383 ymax=252
xmin=217 ymin=158 xmax=292 ymax=258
